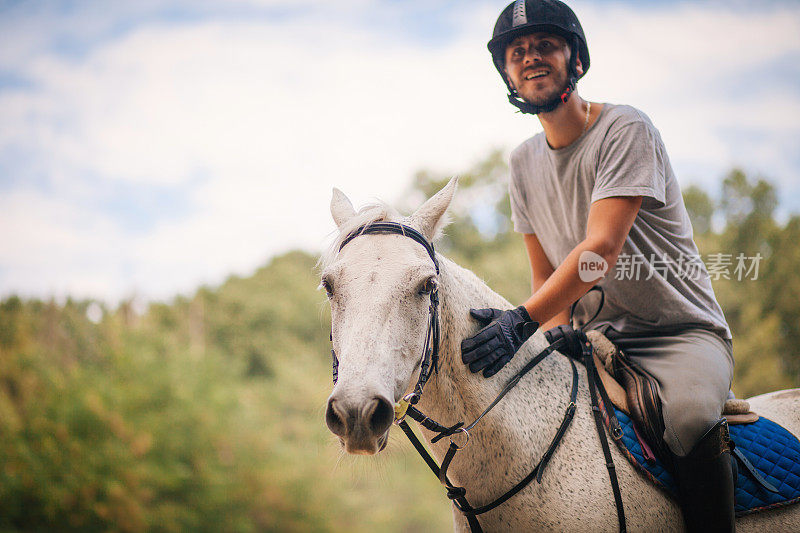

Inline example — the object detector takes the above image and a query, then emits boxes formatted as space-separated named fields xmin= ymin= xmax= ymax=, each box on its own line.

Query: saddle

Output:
xmin=585 ymin=331 xmax=800 ymax=517
xmin=585 ymin=330 xmax=758 ymax=464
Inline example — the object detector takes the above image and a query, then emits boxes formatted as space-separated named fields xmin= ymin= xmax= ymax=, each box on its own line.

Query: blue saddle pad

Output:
xmin=610 ymin=407 xmax=800 ymax=516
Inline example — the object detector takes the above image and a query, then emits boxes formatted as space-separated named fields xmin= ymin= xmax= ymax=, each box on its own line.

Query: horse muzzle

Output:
xmin=326 ymin=394 xmax=394 ymax=455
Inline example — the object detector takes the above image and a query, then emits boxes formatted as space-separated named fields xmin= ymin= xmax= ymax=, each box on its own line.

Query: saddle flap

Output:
xmin=587 ymin=330 xmax=669 ymax=463
xmin=611 ymin=407 xmax=800 ymax=516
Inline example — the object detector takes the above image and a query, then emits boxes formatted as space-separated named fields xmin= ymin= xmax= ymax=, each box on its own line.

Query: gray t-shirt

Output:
xmin=509 ymin=103 xmax=731 ymax=339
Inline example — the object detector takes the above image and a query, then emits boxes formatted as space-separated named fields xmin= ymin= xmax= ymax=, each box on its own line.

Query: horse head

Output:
xmin=321 ymin=178 xmax=457 ymax=455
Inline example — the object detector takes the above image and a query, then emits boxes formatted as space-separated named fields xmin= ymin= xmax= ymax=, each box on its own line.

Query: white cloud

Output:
xmin=576 ymin=1 xmax=800 ymax=190
xmin=1 ymin=1 xmax=799 ymax=302
xmin=0 ymin=190 xmax=129 ymax=299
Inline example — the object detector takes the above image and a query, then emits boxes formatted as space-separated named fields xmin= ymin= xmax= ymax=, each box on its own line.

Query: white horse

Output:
xmin=321 ymin=178 xmax=800 ymax=532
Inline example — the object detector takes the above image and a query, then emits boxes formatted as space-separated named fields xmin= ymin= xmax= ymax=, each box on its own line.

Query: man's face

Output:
xmin=503 ymin=33 xmax=577 ymax=106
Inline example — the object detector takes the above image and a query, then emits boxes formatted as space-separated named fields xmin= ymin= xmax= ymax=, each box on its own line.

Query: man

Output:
xmin=460 ymin=1 xmax=735 ymax=530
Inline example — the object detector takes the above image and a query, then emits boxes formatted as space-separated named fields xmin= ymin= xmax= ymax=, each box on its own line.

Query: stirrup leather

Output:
xmin=612 ymin=349 xmax=670 ymax=465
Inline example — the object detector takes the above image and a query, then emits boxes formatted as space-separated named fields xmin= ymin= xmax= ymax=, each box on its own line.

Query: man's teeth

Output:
xmin=525 ymin=71 xmax=548 ymax=80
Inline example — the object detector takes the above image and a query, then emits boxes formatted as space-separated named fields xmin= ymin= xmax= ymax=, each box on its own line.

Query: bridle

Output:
xmin=329 ymin=221 xmax=626 ymax=533
xmin=331 ymin=222 xmax=441 ymax=410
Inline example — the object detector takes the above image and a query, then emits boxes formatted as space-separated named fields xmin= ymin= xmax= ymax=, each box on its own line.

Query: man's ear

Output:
xmin=504 ymin=67 xmax=516 ymax=91
xmin=574 ymin=51 xmax=584 ymax=77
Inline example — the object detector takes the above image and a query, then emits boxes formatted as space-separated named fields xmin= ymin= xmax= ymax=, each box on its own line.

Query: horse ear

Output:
xmin=331 ymin=188 xmax=357 ymax=228
xmin=409 ymin=177 xmax=458 ymax=240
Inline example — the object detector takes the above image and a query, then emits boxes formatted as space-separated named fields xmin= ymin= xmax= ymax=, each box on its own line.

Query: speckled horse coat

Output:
xmin=322 ymin=178 xmax=800 ymax=532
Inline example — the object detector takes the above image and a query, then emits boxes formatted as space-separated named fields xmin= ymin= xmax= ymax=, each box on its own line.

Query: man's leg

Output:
xmin=608 ymin=328 xmax=735 ymax=532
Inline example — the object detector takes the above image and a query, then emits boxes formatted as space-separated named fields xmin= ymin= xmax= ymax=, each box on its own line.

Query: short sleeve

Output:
xmin=509 ymin=154 xmax=536 ymax=234
xmin=593 ymin=120 xmax=666 ymax=209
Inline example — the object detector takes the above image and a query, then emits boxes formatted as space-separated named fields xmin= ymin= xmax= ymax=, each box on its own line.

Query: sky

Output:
xmin=1 ymin=0 xmax=799 ymax=303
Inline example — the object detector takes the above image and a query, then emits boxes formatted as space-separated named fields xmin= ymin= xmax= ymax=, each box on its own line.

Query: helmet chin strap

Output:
xmin=507 ymin=76 xmax=575 ymax=115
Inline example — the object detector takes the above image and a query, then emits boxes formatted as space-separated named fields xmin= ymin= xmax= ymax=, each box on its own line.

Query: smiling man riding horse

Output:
xmin=461 ymin=1 xmax=735 ymax=530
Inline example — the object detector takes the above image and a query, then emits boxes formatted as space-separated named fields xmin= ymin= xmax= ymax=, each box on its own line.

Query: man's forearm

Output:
xmin=530 ymin=271 xmax=568 ymax=330
xmin=541 ymin=309 xmax=571 ymax=330
xmin=522 ymin=237 xmax=616 ymax=325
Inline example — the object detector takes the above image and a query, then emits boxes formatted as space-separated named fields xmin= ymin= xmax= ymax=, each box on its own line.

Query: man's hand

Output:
xmin=461 ymin=306 xmax=539 ymax=378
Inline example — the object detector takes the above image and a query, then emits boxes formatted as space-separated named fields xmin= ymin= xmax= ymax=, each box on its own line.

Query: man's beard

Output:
xmin=526 ymin=90 xmax=564 ymax=114
xmin=517 ymin=74 xmax=570 ymax=113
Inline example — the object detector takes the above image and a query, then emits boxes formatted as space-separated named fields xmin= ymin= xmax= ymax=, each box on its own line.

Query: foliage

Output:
xmin=0 ymin=154 xmax=797 ymax=531
xmin=0 ymin=252 xmax=452 ymax=532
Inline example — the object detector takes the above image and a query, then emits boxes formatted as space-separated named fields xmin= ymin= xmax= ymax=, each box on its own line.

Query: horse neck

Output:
xmin=415 ymin=256 xmax=573 ymax=461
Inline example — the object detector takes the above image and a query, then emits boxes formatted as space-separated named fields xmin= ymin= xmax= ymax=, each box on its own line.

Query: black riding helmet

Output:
xmin=488 ymin=0 xmax=590 ymax=115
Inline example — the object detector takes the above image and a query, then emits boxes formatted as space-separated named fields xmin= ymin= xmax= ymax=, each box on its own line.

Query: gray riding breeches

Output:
xmin=604 ymin=327 xmax=734 ymax=457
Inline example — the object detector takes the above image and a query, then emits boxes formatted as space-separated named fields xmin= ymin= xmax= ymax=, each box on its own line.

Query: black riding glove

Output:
xmin=461 ymin=306 xmax=539 ymax=378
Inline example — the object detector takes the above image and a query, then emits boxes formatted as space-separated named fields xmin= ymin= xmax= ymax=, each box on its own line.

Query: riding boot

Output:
xmin=673 ymin=418 xmax=736 ymax=533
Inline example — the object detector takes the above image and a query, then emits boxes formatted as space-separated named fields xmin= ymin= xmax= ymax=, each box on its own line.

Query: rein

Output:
xmin=330 ymin=222 xmax=626 ymax=533
xmin=397 ymin=342 xmax=579 ymax=533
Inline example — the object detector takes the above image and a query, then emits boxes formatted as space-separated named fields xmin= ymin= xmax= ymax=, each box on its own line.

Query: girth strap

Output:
xmin=732 ymin=446 xmax=780 ymax=493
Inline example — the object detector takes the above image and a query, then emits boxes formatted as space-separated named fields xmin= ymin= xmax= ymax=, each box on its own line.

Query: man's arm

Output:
xmin=522 ymin=233 xmax=570 ymax=330
xmin=461 ymin=195 xmax=642 ymax=378
xmin=522 ymin=195 xmax=643 ymax=325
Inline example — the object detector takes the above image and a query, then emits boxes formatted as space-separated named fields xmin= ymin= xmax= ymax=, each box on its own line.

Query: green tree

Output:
xmin=691 ymin=170 xmax=797 ymax=393
xmin=683 ymin=184 xmax=715 ymax=236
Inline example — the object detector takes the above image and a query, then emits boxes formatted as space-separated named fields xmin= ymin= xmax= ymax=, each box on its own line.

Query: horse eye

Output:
xmin=418 ymin=277 xmax=437 ymax=296
xmin=320 ymin=277 xmax=334 ymax=298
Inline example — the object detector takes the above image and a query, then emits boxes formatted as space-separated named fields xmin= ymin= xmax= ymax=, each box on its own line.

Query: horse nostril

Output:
xmin=366 ymin=396 xmax=394 ymax=436
xmin=326 ymin=399 xmax=347 ymax=437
